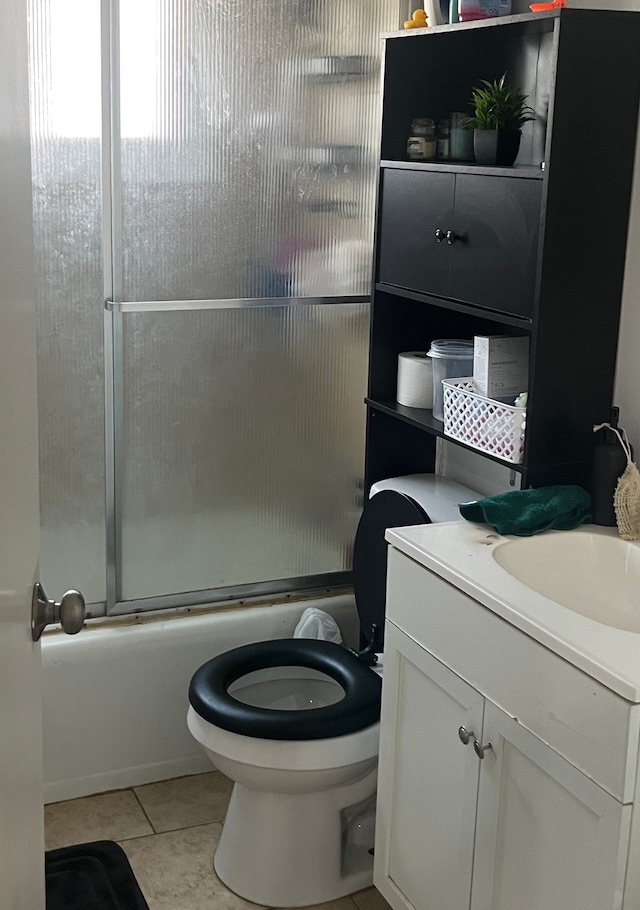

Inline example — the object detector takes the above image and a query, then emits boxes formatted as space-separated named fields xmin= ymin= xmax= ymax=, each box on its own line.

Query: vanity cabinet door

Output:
xmin=376 ymin=168 xmax=454 ymax=299
xmin=471 ymin=701 xmax=630 ymax=910
xmin=374 ymin=623 xmax=484 ymax=910
xmin=449 ymin=174 xmax=541 ymax=319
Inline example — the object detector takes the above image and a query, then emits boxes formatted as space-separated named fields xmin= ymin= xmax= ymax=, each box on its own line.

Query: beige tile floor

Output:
xmin=45 ymin=772 xmax=392 ymax=910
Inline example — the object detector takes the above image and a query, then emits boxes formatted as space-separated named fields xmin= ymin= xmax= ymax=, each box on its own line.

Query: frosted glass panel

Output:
xmin=27 ymin=0 xmax=396 ymax=612
xmin=28 ymin=0 xmax=106 ymax=605
xmin=120 ymin=305 xmax=369 ymax=600
xmin=117 ymin=0 xmax=399 ymax=301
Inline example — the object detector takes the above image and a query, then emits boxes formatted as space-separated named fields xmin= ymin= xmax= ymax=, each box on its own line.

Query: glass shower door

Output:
xmin=112 ymin=0 xmax=399 ymax=608
xmin=30 ymin=0 xmax=402 ymax=613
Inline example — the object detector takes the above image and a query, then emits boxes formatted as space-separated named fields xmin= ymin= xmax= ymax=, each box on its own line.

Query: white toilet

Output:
xmin=187 ymin=475 xmax=480 ymax=907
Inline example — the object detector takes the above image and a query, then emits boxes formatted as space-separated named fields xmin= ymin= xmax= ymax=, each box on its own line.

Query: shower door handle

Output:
xmin=31 ymin=583 xmax=86 ymax=641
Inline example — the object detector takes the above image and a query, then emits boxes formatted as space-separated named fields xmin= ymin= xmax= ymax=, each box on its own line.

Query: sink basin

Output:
xmin=492 ymin=529 xmax=640 ymax=633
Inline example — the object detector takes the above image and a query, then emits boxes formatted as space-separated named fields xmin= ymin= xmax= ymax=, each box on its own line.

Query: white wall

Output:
xmin=41 ymin=594 xmax=358 ymax=803
xmin=615 ymin=116 xmax=640 ymax=445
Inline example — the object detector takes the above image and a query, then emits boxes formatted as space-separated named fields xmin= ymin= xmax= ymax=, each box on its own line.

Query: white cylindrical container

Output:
xmin=427 ymin=339 xmax=474 ymax=421
xmin=396 ymin=352 xmax=434 ymax=409
xmin=423 ymin=0 xmax=446 ymax=26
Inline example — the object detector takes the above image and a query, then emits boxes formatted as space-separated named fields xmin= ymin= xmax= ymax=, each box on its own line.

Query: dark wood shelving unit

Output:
xmin=365 ymin=8 xmax=640 ymax=492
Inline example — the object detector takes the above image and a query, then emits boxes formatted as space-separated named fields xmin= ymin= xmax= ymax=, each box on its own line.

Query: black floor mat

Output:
xmin=45 ymin=841 xmax=150 ymax=910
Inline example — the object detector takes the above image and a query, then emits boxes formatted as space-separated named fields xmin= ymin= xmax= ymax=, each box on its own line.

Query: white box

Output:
xmin=473 ymin=335 xmax=529 ymax=400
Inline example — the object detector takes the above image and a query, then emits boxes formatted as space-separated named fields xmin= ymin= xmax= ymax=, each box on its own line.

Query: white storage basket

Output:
xmin=441 ymin=378 xmax=526 ymax=464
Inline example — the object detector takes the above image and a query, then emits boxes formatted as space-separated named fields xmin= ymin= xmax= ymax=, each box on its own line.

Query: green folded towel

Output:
xmin=458 ymin=485 xmax=592 ymax=537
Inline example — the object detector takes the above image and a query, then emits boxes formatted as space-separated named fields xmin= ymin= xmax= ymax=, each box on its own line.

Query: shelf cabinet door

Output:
xmin=374 ymin=622 xmax=484 ymax=910
xmin=377 ymin=168 xmax=454 ymax=298
xmin=471 ymin=701 xmax=630 ymax=910
xmin=376 ymin=168 xmax=541 ymax=320
xmin=449 ymin=174 xmax=541 ymax=319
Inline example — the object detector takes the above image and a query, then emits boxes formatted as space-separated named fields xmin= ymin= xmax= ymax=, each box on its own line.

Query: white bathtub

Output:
xmin=41 ymin=594 xmax=358 ymax=803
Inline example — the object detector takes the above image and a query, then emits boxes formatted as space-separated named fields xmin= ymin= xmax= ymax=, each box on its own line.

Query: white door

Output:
xmin=0 ymin=1 xmax=46 ymax=907
xmin=374 ymin=622 xmax=484 ymax=910
xmin=471 ymin=701 xmax=630 ymax=910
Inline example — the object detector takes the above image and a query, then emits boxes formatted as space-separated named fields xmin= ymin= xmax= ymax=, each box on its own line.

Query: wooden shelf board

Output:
xmin=380 ymin=160 xmax=544 ymax=180
xmin=374 ymin=284 xmax=533 ymax=329
xmin=366 ymin=398 xmax=527 ymax=473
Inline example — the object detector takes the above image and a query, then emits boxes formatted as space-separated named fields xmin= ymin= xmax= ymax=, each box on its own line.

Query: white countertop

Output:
xmin=386 ymin=521 xmax=640 ymax=703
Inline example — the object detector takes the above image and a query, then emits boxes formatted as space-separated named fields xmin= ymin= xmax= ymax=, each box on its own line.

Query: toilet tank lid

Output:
xmin=369 ymin=474 xmax=480 ymax=523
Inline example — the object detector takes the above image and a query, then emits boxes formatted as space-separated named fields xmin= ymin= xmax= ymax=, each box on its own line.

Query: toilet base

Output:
xmin=214 ymin=767 xmax=378 ymax=907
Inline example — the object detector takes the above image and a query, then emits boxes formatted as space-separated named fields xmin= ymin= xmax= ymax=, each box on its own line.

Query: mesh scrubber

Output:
xmin=594 ymin=422 xmax=640 ymax=540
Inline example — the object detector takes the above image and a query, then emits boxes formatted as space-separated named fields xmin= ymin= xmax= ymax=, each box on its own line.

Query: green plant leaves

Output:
xmin=466 ymin=73 xmax=536 ymax=131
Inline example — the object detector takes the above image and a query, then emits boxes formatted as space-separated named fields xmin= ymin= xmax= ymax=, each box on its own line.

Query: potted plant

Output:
xmin=466 ymin=73 xmax=535 ymax=166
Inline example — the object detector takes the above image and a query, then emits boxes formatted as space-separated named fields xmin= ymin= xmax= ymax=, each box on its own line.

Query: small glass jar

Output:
xmin=436 ymin=118 xmax=450 ymax=160
xmin=407 ymin=118 xmax=436 ymax=161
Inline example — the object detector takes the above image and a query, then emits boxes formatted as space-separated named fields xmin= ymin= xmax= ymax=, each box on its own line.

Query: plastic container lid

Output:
xmin=427 ymin=339 xmax=474 ymax=358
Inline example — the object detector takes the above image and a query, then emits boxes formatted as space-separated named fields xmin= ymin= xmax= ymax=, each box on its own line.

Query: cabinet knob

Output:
xmin=445 ymin=230 xmax=458 ymax=245
xmin=473 ymin=740 xmax=493 ymax=759
xmin=434 ymin=228 xmax=446 ymax=243
xmin=458 ymin=725 xmax=475 ymax=745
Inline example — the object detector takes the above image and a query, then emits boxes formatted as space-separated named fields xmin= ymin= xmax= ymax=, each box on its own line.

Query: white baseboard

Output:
xmin=44 ymin=755 xmax=212 ymax=804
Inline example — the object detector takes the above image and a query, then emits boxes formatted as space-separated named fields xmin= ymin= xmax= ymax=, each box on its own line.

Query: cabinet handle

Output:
xmin=458 ymin=725 xmax=475 ymax=745
xmin=445 ymin=230 xmax=458 ymax=245
xmin=434 ymin=228 xmax=446 ymax=243
xmin=474 ymin=740 xmax=493 ymax=759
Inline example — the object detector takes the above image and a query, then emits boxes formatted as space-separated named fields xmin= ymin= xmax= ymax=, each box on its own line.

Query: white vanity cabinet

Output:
xmin=374 ymin=545 xmax=640 ymax=910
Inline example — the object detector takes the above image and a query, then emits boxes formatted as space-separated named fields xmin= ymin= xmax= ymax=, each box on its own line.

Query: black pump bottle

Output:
xmin=590 ymin=407 xmax=630 ymax=526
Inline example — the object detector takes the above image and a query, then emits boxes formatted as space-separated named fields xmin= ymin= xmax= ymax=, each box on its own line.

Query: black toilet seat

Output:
xmin=353 ymin=489 xmax=429 ymax=652
xmin=188 ymin=639 xmax=381 ymax=741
